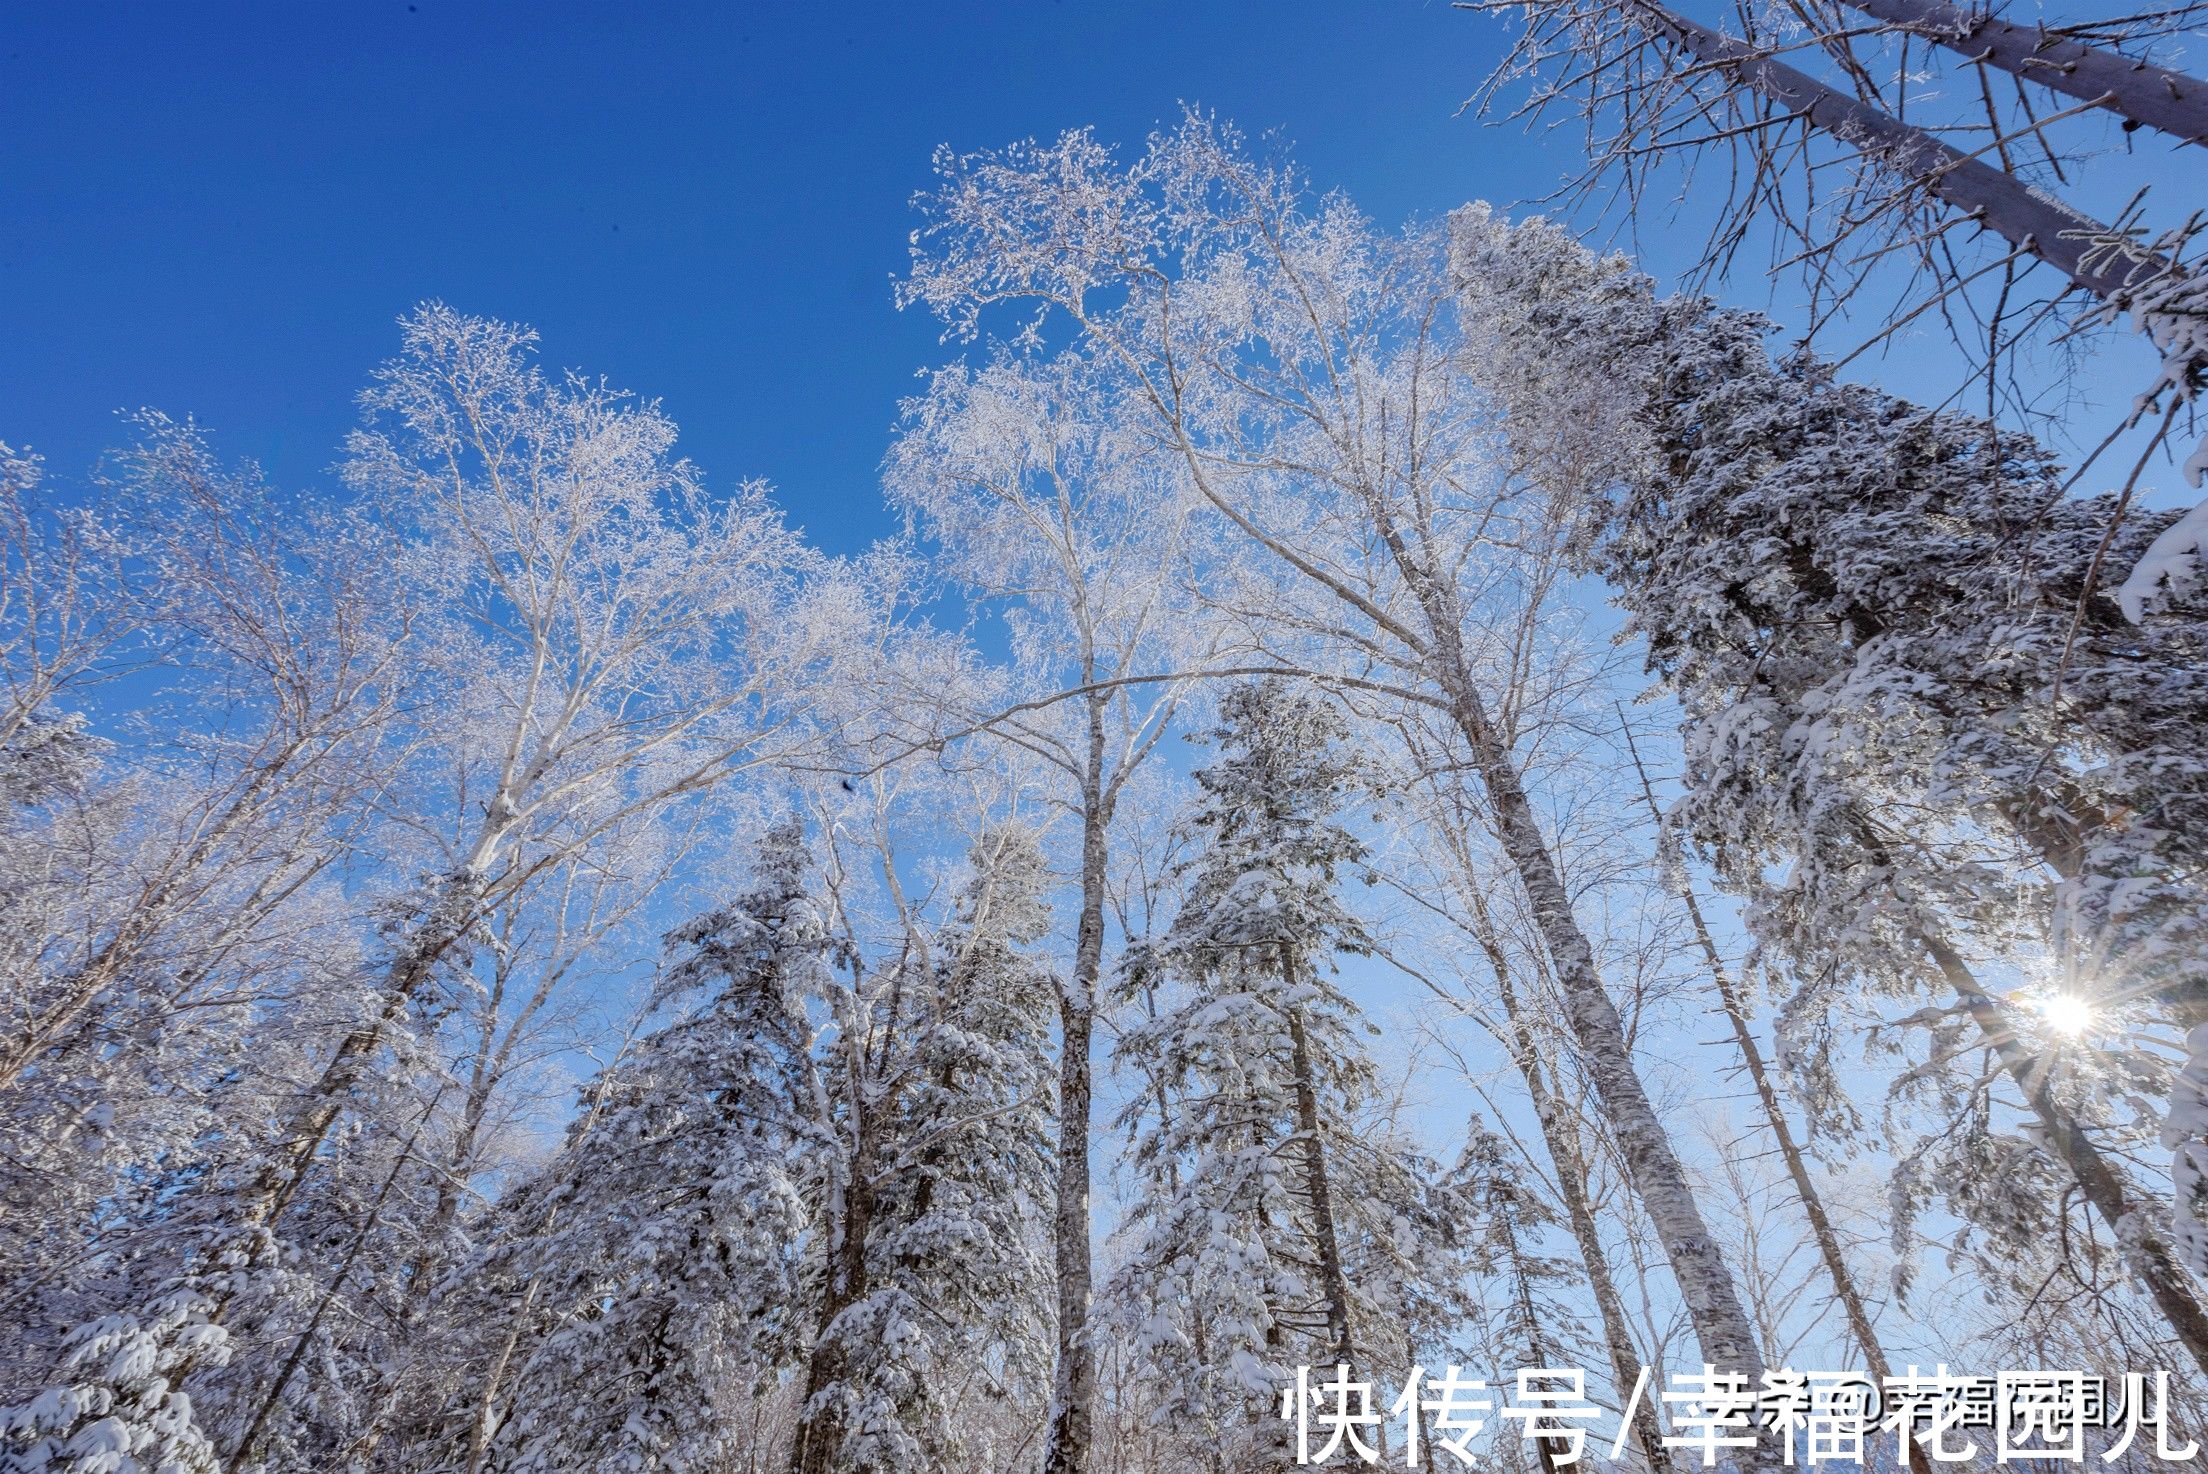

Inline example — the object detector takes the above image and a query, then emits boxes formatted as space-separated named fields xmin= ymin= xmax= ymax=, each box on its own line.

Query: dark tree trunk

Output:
xmin=790 ymin=1116 xmax=876 ymax=1474
xmin=1283 ymin=985 xmax=1355 ymax=1370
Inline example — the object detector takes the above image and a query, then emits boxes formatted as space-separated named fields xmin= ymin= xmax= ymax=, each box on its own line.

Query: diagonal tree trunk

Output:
xmin=1126 ymin=370 xmax=1778 ymax=1465
xmin=1612 ymin=0 xmax=2197 ymax=309
xmin=1836 ymin=0 xmax=2208 ymax=146
xmin=1620 ymin=720 xmax=1936 ymax=1474
xmin=1364 ymin=527 xmax=1775 ymax=1452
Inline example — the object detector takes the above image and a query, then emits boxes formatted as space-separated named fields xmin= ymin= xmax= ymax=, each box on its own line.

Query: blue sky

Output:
xmin=3 ymin=1 xmax=1550 ymax=551
xmin=11 ymin=0 xmax=2188 ymax=1385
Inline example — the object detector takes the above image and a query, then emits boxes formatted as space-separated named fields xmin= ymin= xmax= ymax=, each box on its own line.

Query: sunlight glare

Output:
xmin=2037 ymin=993 xmax=2097 ymax=1038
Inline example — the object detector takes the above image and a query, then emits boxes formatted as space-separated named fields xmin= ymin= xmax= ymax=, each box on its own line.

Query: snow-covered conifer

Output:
xmin=1107 ymin=680 xmax=1472 ymax=1471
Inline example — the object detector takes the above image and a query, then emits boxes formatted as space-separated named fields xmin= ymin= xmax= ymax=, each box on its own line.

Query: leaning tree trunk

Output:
xmin=1621 ymin=722 xmax=1935 ymax=1474
xmin=1465 ymin=880 xmax=1673 ymax=1473
xmin=1836 ymin=0 xmax=2208 ymax=146
xmin=1282 ymin=977 xmax=1356 ymax=1371
xmin=1444 ymin=678 xmax=1775 ymax=1463
xmin=1615 ymin=0 xmax=2202 ymax=343
xmin=237 ymin=859 xmax=494 ymax=1235
xmin=1917 ymin=923 xmax=2208 ymax=1378
xmin=1043 ymin=693 xmax=1110 ymax=1474
xmin=0 ymin=743 xmax=306 ymax=1094
xmin=1684 ymin=892 xmax=1937 ymax=1474
xmin=1141 ymin=354 xmax=1772 ymax=1462
xmin=1377 ymin=541 xmax=1773 ymax=1468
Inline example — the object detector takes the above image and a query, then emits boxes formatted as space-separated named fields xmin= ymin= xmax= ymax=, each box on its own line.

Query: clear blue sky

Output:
xmin=3 ymin=1 xmax=1551 ymax=553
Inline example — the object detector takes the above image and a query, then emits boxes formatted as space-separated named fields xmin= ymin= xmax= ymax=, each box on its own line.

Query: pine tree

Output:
xmin=1107 ymin=680 xmax=1472 ymax=1471
xmin=1453 ymin=206 xmax=2208 ymax=1372
xmin=787 ymin=822 xmax=1058 ymax=1474
xmin=470 ymin=820 xmax=835 ymax=1473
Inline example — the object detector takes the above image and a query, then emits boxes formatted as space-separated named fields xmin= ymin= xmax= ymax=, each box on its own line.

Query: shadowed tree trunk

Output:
xmin=1282 ymin=970 xmax=1355 ymax=1372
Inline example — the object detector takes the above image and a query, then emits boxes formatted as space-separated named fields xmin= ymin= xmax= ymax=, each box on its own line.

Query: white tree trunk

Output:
xmin=1837 ymin=0 xmax=2208 ymax=146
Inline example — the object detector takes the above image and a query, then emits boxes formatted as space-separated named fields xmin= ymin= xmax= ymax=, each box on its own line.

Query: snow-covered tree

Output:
xmin=786 ymin=816 xmax=1058 ymax=1474
xmin=1450 ymin=205 xmax=2208 ymax=1373
xmin=1454 ymin=1119 xmax=1597 ymax=1474
xmin=454 ymin=805 xmax=1056 ymax=1474
xmin=1 ymin=1290 xmax=233 ymax=1474
xmin=2 ymin=308 xmax=876 ymax=1472
xmin=1106 ymin=680 xmax=1472 ymax=1471
xmin=467 ymin=819 xmax=835 ymax=1473
xmin=885 ymin=349 xmax=1228 ymax=1474
xmin=903 ymin=125 xmax=1777 ymax=1465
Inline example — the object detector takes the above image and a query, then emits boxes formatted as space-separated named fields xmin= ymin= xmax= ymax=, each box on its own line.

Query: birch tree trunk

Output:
xmin=0 ymin=746 xmax=306 ymax=1093
xmin=1440 ymin=669 xmax=1773 ymax=1462
xmin=1130 ymin=376 xmax=1774 ymax=1463
xmin=1679 ymin=887 xmax=1935 ymax=1474
xmin=236 ymin=856 xmax=498 ymax=1236
xmin=1369 ymin=542 xmax=1773 ymax=1443
xmin=1836 ymin=0 xmax=2208 ymax=146
xmin=1043 ymin=692 xmax=1110 ymax=1474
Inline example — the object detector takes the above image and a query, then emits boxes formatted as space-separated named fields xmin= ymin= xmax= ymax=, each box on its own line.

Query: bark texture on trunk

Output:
xmin=1621 ymin=0 xmax=2193 ymax=303
xmin=1445 ymin=677 xmax=1773 ymax=1464
xmin=790 ymin=1115 xmax=876 ymax=1474
xmin=1838 ymin=0 xmax=2208 ymax=146
xmin=1413 ymin=613 xmax=1769 ymax=1385
xmin=1138 ymin=333 xmax=1772 ymax=1462
xmin=1042 ymin=696 xmax=1110 ymax=1474
xmin=1284 ymin=992 xmax=1356 ymax=1370
xmin=1346 ymin=494 xmax=1773 ymax=1463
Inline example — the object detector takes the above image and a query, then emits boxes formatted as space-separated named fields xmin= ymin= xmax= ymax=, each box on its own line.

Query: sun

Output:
xmin=2036 ymin=993 xmax=2098 ymax=1038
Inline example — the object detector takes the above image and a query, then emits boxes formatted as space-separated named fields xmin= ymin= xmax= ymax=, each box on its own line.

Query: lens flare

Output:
xmin=2036 ymin=993 xmax=2097 ymax=1038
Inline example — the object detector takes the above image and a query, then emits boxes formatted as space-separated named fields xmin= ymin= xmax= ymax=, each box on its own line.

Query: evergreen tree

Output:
xmin=1106 ymin=680 xmax=1472 ymax=1471
xmin=793 ymin=822 xmax=1058 ymax=1474
xmin=470 ymin=820 xmax=835 ymax=1473
xmin=1453 ymin=206 xmax=2208 ymax=1371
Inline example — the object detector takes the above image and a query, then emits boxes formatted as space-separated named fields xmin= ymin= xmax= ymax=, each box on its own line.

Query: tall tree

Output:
xmin=463 ymin=819 xmax=835 ymax=1473
xmin=1106 ymin=680 xmax=1473 ymax=1471
xmin=885 ymin=352 xmax=1224 ymax=1474
xmin=1452 ymin=206 xmax=2208 ymax=1367
xmin=902 ymin=120 xmax=1781 ymax=1466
